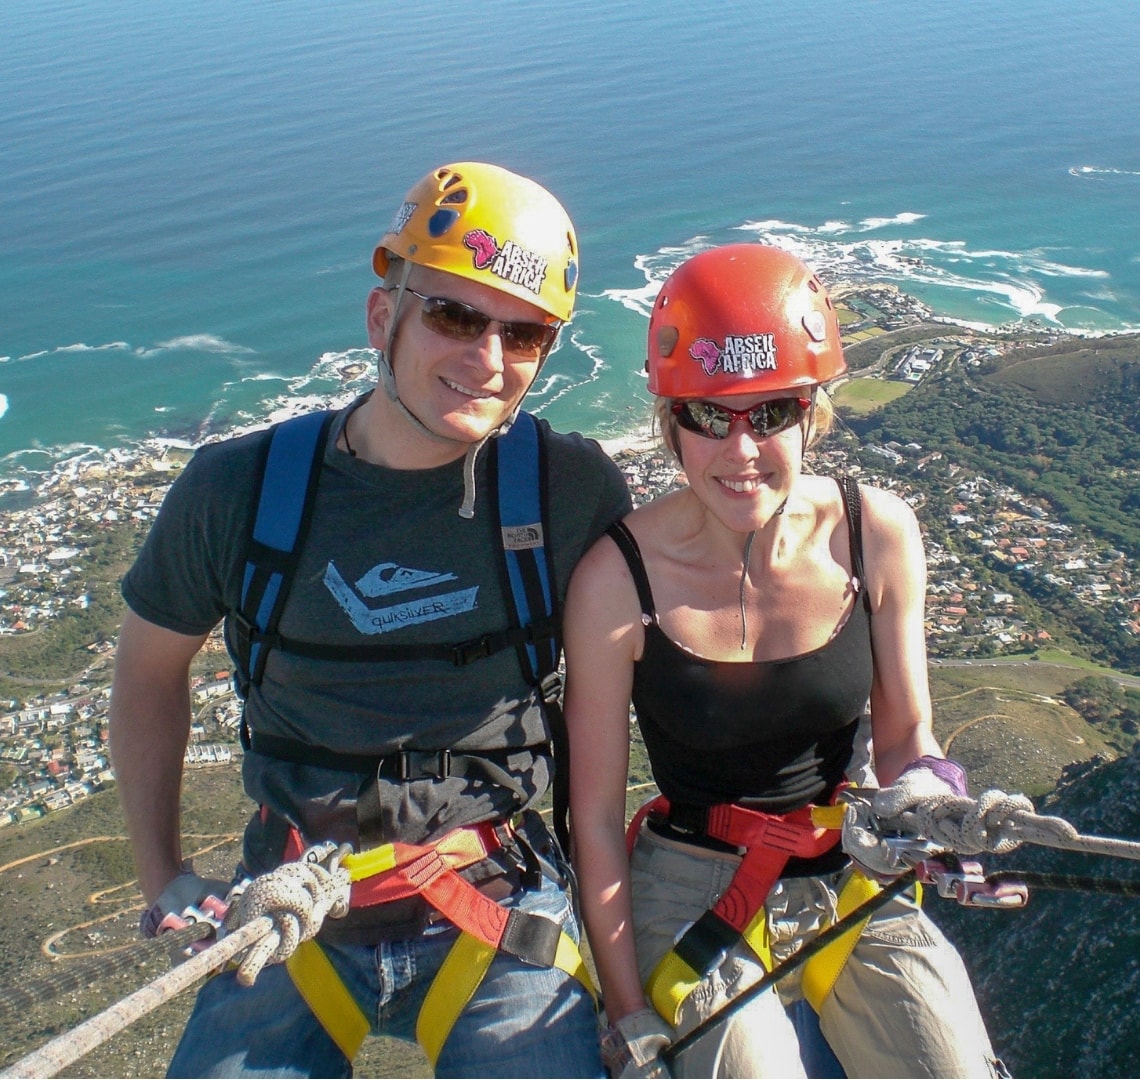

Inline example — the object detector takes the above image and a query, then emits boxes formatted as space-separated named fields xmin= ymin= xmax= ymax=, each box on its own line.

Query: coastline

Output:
xmin=1 ymin=277 xmax=1133 ymax=504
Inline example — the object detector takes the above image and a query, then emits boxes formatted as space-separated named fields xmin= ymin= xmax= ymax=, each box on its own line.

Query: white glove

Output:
xmin=141 ymin=869 xmax=232 ymax=938
xmin=842 ymin=757 xmax=968 ymax=879
xmin=600 ymin=1008 xmax=674 ymax=1079
xmin=872 ymin=756 xmax=968 ymax=820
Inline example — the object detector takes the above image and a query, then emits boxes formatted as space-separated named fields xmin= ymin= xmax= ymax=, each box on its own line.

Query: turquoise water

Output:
xmin=2 ymin=0 xmax=1139 ymax=474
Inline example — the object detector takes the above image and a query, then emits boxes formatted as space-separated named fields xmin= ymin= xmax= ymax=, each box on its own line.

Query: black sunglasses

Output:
xmin=406 ymin=289 xmax=559 ymax=359
xmin=672 ymin=397 xmax=811 ymax=440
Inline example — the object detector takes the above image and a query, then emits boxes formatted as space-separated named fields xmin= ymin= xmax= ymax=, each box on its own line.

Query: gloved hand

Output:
xmin=842 ymin=756 xmax=969 ymax=880
xmin=872 ymin=756 xmax=968 ymax=820
xmin=140 ymin=868 xmax=232 ymax=938
xmin=600 ymin=1008 xmax=673 ymax=1079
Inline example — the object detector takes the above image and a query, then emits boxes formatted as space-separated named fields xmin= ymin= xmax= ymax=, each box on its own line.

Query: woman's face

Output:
xmin=675 ymin=390 xmax=807 ymax=533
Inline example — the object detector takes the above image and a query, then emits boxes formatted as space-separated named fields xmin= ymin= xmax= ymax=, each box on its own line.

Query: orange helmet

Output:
xmin=646 ymin=244 xmax=845 ymax=398
xmin=373 ymin=162 xmax=579 ymax=323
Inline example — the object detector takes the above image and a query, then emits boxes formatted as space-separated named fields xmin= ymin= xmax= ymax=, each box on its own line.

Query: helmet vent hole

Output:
xmin=657 ymin=326 xmax=679 ymax=357
xmin=440 ymin=172 xmax=462 ymax=190
xmin=441 ymin=188 xmax=468 ymax=206
xmin=803 ymin=312 xmax=828 ymax=342
xmin=808 ymin=278 xmax=820 ymax=293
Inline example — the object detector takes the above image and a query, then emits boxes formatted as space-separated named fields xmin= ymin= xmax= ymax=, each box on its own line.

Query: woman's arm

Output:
xmin=859 ymin=485 xmax=944 ymax=786
xmin=563 ymin=530 xmax=648 ymax=1023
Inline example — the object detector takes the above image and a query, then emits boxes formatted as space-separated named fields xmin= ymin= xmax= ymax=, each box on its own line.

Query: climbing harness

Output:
xmin=628 ymin=793 xmax=882 ymax=1023
xmin=8 ymin=787 xmax=1140 ymax=1077
xmin=278 ymin=821 xmax=594 ymax=1066
xmin=654 ymin=785 xmax=1140 ymax=1074
xmin=658 ymin=870 xmax=920 ymax=1074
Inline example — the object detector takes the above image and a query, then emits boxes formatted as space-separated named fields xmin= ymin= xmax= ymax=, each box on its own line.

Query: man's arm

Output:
xmin=110 ymin=609 xmax=210 ymax=904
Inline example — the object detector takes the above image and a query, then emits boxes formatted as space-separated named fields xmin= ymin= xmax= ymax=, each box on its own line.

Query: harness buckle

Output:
xmin=386 ymin=750 xmax=453 ymax=782
xmin=451 ymin=636 xmax=493 ymax=666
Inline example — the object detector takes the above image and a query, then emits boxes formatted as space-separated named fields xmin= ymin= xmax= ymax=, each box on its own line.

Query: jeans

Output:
xmin=167 ymin=873 xmax=603 ymax=1079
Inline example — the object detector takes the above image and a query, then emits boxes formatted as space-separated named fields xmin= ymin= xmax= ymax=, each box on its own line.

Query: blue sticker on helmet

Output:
xmin=427 ymin=208 xmax=460 ymax=238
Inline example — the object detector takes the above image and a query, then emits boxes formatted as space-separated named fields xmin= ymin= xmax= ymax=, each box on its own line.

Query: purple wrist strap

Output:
xmin=903 ymin=755 xmax=969 ymax=797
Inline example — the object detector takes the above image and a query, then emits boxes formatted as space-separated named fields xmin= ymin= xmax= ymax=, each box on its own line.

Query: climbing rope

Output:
xmin=0 ymin=920 xmax=214 ymax=1017
xmin=0 ymin=916 xmax=274 ymax=1079
xmin=0 ymin=843 xmax=352 ymax=1080
xmin=223 ymin=843 xmax=351 ymax=986
xmin=875 ymin=788 xmax=1140 ymax=863
xmin=990 ymin=870 xmax=1140 ymax=897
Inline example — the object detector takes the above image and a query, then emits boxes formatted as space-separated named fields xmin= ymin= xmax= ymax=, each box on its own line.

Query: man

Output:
xmin=110 ymin=162 xmax=630 ymax=1078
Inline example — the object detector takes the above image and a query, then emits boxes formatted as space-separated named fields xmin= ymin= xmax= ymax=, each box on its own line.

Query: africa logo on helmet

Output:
xmin=463 ymin=230 xmax=549 ymax=297
xmin=690 ymin=334 xmax=778 ymax=378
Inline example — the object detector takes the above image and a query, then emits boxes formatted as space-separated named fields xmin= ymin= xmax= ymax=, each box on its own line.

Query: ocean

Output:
xmin=3 ymin=0 xmax=1139 ymax=479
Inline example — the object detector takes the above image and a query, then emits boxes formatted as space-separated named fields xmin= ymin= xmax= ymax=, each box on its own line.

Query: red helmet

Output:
xmin=646 ymin=244 xmax=846 ymax=398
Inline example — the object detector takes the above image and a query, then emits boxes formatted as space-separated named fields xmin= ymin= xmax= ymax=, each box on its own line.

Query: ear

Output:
xmin=366 ymin=287 xmax=394 ymax=350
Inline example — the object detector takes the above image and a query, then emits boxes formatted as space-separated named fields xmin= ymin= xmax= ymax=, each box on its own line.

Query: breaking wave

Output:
xmin=1069 ymin=164 xmax=1140 ymax=180
xmin=601 ymin=212 xmax=1136 ymax=334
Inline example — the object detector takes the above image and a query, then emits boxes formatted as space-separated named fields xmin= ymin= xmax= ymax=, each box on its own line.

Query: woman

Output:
xmin=564 ymin=245 xmax=1001 ymax=1078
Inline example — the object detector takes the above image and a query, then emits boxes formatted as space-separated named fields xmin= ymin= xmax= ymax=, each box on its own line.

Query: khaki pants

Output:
xmin=630 ymin=824 xmax=1003 ymax=1079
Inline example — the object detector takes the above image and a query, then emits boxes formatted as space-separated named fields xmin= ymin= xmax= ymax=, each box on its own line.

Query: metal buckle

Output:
xmin=538 ymin=671 xmax=563 ymax=704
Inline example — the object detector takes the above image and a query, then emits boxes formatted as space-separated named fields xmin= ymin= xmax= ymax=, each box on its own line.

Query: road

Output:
xmin=932 ymin=656 xmax=1140 ymax=691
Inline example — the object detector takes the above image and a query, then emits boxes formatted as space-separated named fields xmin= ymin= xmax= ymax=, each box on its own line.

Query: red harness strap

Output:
xmin=630 ymin=795 xmax=841 ymax=934
xmin=281 ymin=818 xmax=560 ymax=964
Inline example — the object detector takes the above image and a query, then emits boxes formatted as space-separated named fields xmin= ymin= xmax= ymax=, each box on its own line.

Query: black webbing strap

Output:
xmin=499 ymin=905 xmax=564 ymax=966
xmin=839 ymin=476 xmax=871 ymax=614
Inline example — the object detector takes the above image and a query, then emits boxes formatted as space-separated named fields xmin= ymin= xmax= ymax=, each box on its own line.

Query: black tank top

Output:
xmin=609 ymin=477 xmax=873 ymax=814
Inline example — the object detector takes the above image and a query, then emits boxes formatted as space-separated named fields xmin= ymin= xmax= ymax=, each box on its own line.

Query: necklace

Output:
xmin=342 ymin=416 xmax=356 ymax=457
xmin=738 ymin=530 xmax=756 ymax=650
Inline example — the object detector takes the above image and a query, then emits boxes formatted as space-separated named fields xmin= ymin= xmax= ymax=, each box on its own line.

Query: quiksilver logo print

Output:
xmin=323 ymin=561 xmax=478 ymax=635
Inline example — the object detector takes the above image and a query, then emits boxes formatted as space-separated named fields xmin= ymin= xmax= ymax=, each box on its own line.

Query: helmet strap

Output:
xmin=376 ymin=259 xmax=458 ymax=445
xmin=801 ymin=386 xmax=819 ymax=459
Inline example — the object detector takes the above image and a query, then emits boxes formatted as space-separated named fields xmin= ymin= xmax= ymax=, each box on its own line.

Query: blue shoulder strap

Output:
xmin=492 ymin=412 xmax=559 ymax=686
xmin=492 ymin=412 xmax=571 ymax=851
xmin=226 ymin=409 xmax=334 ymax=696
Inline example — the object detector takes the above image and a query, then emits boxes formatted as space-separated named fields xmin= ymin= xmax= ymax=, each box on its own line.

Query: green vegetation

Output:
xmin=832 ymin=378 xmax=912 ymax=414
xmin=1060 ymin=675 xmax=1140 ymax=744
xmin=849 ymin=353 xmax=1140 ymax=559
xmin=843 ymin=321 xmax=975 ymax=371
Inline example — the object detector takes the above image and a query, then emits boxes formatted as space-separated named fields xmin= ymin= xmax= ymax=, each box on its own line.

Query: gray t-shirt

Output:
xmin=123 ymin=401 xmax=631 ymax=867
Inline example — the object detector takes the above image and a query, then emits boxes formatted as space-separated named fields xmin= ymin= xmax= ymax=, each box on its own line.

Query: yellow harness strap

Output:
xmin=285 ymin=940 xmax=370 ymax=1062
xmin=645 ymin=803 xmax=847 ymax=1026
xmin=647 ymin=901 xmax=772 ymax=1027
xmin=800 ymin=870 xmax=923 ymax=1012
xmin=286 ymin=923 xmax=595 ymax=1070
xmin=417 ymin=928 xmax=597 ymax=1070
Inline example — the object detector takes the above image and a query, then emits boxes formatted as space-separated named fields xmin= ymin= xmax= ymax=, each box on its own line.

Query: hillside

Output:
xmin=931 ymin=742 xmax=1140 ymax=1078
xmin=848 ymin=344 xmax=1140 ymax=561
